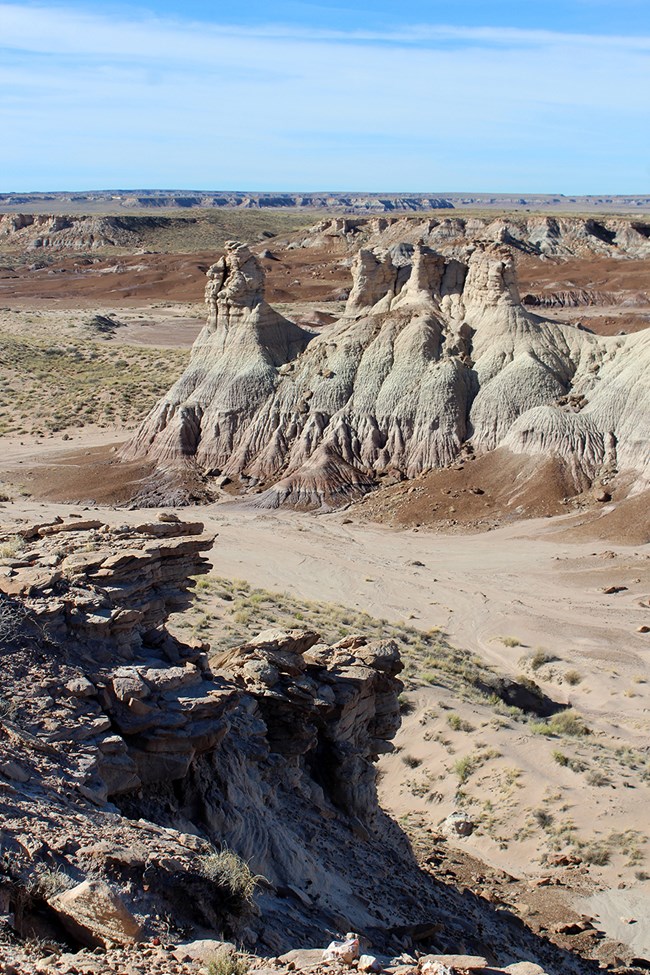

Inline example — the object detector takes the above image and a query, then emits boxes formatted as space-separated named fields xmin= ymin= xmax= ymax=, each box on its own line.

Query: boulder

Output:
xmin=49 ymin=879 xmax=142 ymax=948
xmin=174 ymin=938 xmax=231 ymax=963
xmin=442 ymin=811 xmax=475 ymax=837
xmin=421 ymin=957 xmax=488 ymax=972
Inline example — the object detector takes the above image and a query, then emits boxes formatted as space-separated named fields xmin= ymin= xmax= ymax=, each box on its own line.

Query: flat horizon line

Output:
xmin=2 ymin=189 xmax=649 ymax=199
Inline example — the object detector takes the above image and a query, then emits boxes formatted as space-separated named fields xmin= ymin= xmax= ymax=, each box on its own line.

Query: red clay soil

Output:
xmin=6 ymin=435 xmax=649 ymax=545
xmin=515 ymin=255 xmax=650 ymax=335
xmin=3 ymin=246 xmax=648 ymax=339
xmin=259 ymin=242 xmax=352 ymax=304
xmin=558 ymin=490 xmax=650 ymax=545
xmin=515 ymin=254 xmax=650 ymax=296
xmin=14 ymin=443 xmax=156 ymax=505
xmin=0 ymin=254 xmax=215 ymax=307
xmin=0 ymin=242 xmax=353 ymax=309
xmin=354 ymin=449 xmax=612 ymax=533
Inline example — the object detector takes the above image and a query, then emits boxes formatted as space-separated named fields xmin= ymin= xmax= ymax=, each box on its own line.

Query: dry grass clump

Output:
xmin=552 ymin=750 xmax=587 ymax=772
xmin=447 ymin=713 xmax=474 ymax=732
xmin=200 ymin=849 xmax=261 ymax=904
xmin=586 ymin=769 xmax=610 ymax=787
xmin=0 ymin=693 xmax=19 ymax=724
xmin=0 ymin=594 xmax=29 ymax=647
xmin=207 ymin=945 xmax=250 ymax=975
xmin=522 ymin=649 xmax=559 ymax=671
xmin=580 ymin=843 xmax=611 ymax=866
xmin=564 ymin=669 xmax=583 ymax=686
xmin=530 ymin=709 xmax=590 ymax=738
xmin=499 ymin=635 xmax=521 ymax=648
xmin=402 ymin=754 xmax=422 ymax=768
xmin=453 ymin=755 xmax=476 ymax=784
xmin=0 ymin=535 xmax=24 ymax=558
xmin=533 ymin=809 xmax=554 ymax=829
xmin=27 ymin=864 xmax=75 ymax=899
xmin=452 ymin=747 xmax=501 ymax=784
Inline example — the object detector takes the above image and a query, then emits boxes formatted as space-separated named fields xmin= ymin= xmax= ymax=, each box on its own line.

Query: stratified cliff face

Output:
xmin=302 ymin=213 xmax=650 ymax=260
xmin=0 ymin=517 xmax=405 ymax=949
xmin=124 ymin=238 xmax=650 ymax=506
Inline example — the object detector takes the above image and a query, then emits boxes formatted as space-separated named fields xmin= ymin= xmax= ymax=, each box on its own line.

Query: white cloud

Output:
xmin=0 ymin=3 xmax=648 ymax=191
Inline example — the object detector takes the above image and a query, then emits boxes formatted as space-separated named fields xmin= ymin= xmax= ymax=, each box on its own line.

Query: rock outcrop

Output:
xmin=0 ymin=517 xmax=625 ymax=973
xmin=127 ymin=242 xmax=311 ymax=466
xmin=0 ymin=516 xmax=410 ymax=951
xmin=302 ymin=214 xmax=650 ymax=260
xmin=125 ymin=236 xmax=650 ymax=507
xmin=0 ymin=516 xmax=401 ymax=813
xmin=0 ymin=213 xmax=143 ymax=250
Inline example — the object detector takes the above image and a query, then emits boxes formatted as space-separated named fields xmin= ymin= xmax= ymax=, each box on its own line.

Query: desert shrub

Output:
xmin=0 ymin=595 xmax=29 ymax=646
xmin=200 ymin=850 xmax=261 ymax=904
xmin=499 ymin=636 xmax=521 ymax=648
xmin=581 ymin=844 xmax=611 ymax=866
xmin=528 ymin=649 xmax=557 ymax=671
xmin=447 ymin=713 xmax=474 ymax=732
xmin=0 ymin=694 xmax=18 ymax=724
xmin=564 ymin=670 xmax=582 ymax=686
xmin=586 ymin=770 xmax=610 ymax=787
xmin=0 ymin=536 xmax=23 ymax=559
xmin=551 ymin=750 xmax=585 ymax=772
xmin=27 ymin=864 xmax=75 ymax=899
xmin=548 ymin=710 xmax=589 ymax=736
xmin=530 ymin=709 xmax=589 ymax=738
xmin=398 ymin=694 xmax=415 ymax=715
xmin=532 ymin=809 xmax=554 ymax=829
xmin=207 ymin=945 xmax=249 ymax=975
xmin=402 ymin=754 xmax=421 ymax=768
xmin=453 ymin=755 xmax=475 ymax=783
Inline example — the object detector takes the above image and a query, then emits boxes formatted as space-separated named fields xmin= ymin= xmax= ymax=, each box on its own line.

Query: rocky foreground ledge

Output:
xmin=0 ymin=519 xmax=620 ymax=974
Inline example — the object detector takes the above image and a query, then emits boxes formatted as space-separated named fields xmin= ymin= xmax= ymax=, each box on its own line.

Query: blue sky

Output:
xmin=1 ymin=1 xmax=649 ymax=193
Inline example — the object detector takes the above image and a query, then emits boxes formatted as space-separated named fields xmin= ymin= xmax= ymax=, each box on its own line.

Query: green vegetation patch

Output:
xmin=0 ymin=335 xmax=188 ymax=435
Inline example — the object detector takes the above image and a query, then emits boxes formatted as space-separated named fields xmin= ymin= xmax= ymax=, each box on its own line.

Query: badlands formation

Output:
xmin=1 ymin=211 xmax=649 ymax=975
xmin=125 ymin=225 xmax=649 ymax=510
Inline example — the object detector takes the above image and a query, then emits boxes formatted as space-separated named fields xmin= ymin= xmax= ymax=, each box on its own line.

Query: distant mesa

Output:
xmin=0 ymin=190 xmax=456 ymax=214
xmin=3 ymin=188 xmax=650 ymax=216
